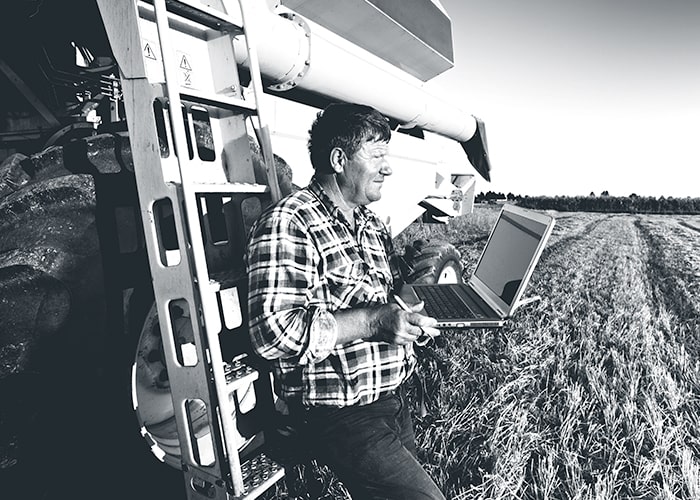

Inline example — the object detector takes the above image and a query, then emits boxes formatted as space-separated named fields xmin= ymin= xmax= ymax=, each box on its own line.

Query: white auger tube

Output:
xmin=233 ymin=2 xmax=491 ymax=180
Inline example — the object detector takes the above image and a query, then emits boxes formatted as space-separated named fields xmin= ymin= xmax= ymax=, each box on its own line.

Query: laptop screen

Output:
xmin=473 ymin=210 xmax=550 ymax=306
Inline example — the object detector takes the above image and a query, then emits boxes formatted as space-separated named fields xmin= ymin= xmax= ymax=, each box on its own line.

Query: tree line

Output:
xmin=475 ymin=191 xmax=700 ymax=215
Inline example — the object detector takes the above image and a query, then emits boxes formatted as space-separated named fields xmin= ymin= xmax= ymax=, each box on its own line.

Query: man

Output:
xmin=246 ymin=103 xmax=444 ymax=499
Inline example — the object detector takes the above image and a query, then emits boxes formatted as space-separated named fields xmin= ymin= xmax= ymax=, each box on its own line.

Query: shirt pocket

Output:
xmin=325 ymin=260 xmax=371 ymax=308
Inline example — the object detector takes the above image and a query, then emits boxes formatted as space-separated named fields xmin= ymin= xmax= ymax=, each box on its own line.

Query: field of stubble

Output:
xmin=407 ymin=207 xmax=700 ymax=499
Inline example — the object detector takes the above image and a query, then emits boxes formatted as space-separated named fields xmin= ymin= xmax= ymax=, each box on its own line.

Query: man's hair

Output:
xmin=308 ymin=103 xmax=391 ymax=174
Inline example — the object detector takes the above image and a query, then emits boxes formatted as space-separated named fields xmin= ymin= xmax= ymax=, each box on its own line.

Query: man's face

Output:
xmin=339 ymin=140 xmax=392 ymax=206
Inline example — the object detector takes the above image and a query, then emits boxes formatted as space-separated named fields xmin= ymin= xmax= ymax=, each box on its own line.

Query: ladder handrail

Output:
xmin=152 ymin=0 xmax=240 ymax=490
xmin=237 ymin=0 xmax=283 ymax=203
xmin=152 ymin=0 xmax=281 ymax=496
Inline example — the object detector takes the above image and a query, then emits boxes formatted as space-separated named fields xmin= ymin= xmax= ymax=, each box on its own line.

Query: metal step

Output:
xmin=224 ymin=356 xmax=259 ymax=393
xmin=209 ymin=269 xmax=248 ymax=290
xmin=238 ymin=452 xmax=285 ymax=500
xmin=149 ymin=0 xmax=243 ymax=31
xmin=181 ymin=88 xmax=258 ymax=113
xmin=191 ymin=181 xmax=269 ymax=194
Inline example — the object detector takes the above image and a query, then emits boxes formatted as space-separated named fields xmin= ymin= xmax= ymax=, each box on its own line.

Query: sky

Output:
xmin=427 ymin=0 xmax=700 ymax=198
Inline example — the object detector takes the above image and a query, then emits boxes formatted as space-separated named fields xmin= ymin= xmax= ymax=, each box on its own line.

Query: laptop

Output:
xmin=402 ymin=204 xmax=555 ymax=328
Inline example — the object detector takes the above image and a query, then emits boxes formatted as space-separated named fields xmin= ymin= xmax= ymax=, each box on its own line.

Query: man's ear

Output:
xmin=329 ymin=147 xmax=345 ymax=173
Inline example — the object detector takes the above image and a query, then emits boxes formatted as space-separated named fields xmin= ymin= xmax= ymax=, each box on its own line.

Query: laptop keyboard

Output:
xmin=414 ymin=286 xmax=487 ymax=320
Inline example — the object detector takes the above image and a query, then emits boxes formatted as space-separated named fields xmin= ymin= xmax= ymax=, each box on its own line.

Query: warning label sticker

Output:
xmin=141 ymin=38 xmax=164 ymax=83
xmin=143 ymin=42 xmax=158 ymax=60
xmin=176 ymin=50 xmax=195 ymax=89
xmin=137 ymin=36 xmax=198 ymax=89
xmin=179 ymin=54 xmax=192 ymax=71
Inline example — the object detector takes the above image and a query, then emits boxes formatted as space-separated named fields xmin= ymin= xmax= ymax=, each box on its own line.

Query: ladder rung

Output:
xmin=181 ymin=89 xmax=257 ymax=113
xmin=191 ymin=182 xmax=269 ymax=194
xmin=160 ymin=0 xmax=242 ymax=31
xmin=224 ymin=357 xmax=259 ymax=392
xmin=240 ymin=452 xmax=285 ymax=500
xmin=209 ymin=269 xmax=247 ymax=290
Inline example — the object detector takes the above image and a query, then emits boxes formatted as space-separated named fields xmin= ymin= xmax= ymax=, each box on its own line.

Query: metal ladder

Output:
xmin=95 ymin=1 xmax=285 ymax=498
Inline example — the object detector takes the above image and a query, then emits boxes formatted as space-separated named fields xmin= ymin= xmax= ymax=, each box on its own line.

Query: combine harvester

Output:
xmin=0 ymin=1 xmax=490 ymax=498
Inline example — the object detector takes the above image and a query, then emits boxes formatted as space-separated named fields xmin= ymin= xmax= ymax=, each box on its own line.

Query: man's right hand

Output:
xmin=370 ymin=302 xmax=439 ymax=345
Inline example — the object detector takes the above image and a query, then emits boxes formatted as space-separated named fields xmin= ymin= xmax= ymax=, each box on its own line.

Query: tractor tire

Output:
xmin=0 ymin=133 xmax=185 ymax=500
xmin=405 ymin=241 xmax=464 ymax=284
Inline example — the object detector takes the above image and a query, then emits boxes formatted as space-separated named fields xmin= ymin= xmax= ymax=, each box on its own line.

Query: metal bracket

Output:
xmin=266 ymin=12 xmax=311 ymax=92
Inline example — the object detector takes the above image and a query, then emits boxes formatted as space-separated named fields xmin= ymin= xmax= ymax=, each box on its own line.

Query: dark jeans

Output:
xmin=303 ymin=385 xmax=445 ymax=500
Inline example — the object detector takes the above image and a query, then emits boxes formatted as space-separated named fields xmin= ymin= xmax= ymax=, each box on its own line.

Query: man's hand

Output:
xmin=370 ymin=301 xmax=440 ymax=345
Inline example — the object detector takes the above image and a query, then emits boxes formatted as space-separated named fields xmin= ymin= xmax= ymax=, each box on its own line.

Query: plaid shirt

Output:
xmin=246 ymin=180 xmax=416 ymax=407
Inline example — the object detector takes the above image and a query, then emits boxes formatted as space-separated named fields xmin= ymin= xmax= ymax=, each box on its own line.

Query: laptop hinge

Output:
xmin=465 ymin=278 xmax=509 ymax=318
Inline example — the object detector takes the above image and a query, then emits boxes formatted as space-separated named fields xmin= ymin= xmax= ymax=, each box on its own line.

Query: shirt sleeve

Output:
xmin=246 ymin=208 xmax=330 ymax=364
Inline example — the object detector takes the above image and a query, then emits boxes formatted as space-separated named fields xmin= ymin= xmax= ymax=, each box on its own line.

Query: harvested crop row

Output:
xmin=413 ymin=213 xmax=700 ymax=499
xmin=636 ymin=216 xmax=700 ymax=359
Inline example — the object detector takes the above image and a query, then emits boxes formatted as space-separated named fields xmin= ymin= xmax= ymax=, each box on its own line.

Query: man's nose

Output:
xmin=380 ymin=158 xmax=392 ymax=176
